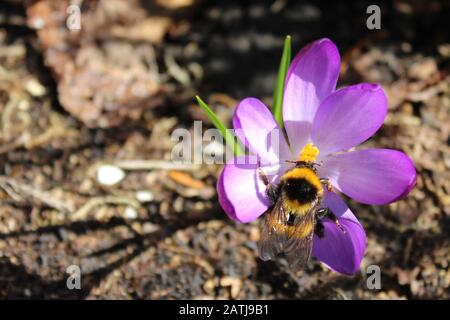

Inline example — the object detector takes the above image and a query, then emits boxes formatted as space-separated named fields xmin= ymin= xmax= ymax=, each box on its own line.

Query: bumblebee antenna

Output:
xmin=285 ymin=160 xmax=322 ymax=167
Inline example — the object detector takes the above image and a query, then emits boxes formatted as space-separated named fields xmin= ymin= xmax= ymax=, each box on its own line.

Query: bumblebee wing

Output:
xmin=283 ymin=208 xmax=316 ymax=272
xmin=257 ymin=201 xmax=288 ymax=261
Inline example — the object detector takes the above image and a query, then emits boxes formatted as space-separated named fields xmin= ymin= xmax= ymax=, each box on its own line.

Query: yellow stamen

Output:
xmin=298 ymin=143 xmax=319 ymax=162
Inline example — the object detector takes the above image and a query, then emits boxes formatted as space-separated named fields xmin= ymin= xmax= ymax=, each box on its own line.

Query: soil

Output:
xmin=0 ymin=0 xmax=448 ymax=299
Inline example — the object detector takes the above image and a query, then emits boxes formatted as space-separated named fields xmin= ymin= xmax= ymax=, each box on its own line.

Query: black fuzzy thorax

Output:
xmin=282 ymin=178 xmax=318 ymax=204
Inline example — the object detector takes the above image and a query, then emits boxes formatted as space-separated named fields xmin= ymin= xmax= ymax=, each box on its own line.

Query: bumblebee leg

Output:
xmin=257 ymin=159 xmax=278 ymax=203
xmin=320 ymin=178 xmax=333 ymax=191
xmin=314 ymin=219 xmax=325 ymax=238
xmin=316 ymin=208 xmax=346 ymax=234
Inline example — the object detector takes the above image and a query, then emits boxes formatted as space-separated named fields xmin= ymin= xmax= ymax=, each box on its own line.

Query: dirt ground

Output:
xmin=0 ymin=0 xmax=449 ymax=299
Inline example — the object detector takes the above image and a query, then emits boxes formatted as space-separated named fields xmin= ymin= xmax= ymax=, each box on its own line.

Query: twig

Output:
xmin=164 ymin=51 xmax=191 ymax=86
xmin=0 ymin=176 xmax=72 ymax=212
xmin=113 ymin=159 xmax=199 ymax=171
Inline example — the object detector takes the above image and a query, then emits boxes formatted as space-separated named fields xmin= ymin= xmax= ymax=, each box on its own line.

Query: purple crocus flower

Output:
xmin=217 ymin=38 xmax=416 ymax=275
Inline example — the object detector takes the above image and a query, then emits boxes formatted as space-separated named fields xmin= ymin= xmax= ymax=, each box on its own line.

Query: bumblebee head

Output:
xmin=284 ymin=143 xmax=322 ymax=172
xmin=285 ymin=160 xmax=321 ymax=172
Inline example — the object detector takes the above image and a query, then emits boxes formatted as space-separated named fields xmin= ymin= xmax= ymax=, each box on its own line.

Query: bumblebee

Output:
xmin=257 ymin=143 xmax=345 ymax=271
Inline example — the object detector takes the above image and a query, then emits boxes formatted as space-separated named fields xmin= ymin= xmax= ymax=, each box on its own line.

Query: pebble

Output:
xmin=25 ymin=78 xmax=46 ymax=97
xmin=136 ymin=190 xmax=154 ymax=202
xmin=142 ymin=222 xmax=160 ymax=234
xmin=408 ymin=58 xmax=438 ymax=80
xmin=96 ymin=165 xmax=125 ymax=186
xmin=123 ymin=206 xmax=138 ymax=219
xmin=220 ymin=276 xmax=242 ymax=299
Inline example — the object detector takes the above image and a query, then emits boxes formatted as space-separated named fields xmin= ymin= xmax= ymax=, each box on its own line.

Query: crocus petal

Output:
xmin=319 ymin=149 xmax=416 ymax=205
xmin=217 ymin=155 xmax=278 ymax=223
xmin=283 ymin=38 xmax=340 ymax=155
xmin=233 ymin=98 xmax=291 ymax=163
xmin=311 ymin=83 xmax=387 ymax=157
xmin=312 ymin=191 xmax=366 ymax=275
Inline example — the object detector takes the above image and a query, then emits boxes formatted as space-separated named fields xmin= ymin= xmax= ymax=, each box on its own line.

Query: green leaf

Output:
xmin=272 ymin=35 xmax=291 ymax=128
xmin=195 ymin=95 xmax=243 ymax=156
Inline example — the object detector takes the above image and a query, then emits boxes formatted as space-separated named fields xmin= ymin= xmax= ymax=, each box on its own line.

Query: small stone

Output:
xmin=142 ymin=222 xmax=160 ymax=234
xmin=123 ymin=206 xmax=138 ymax=219
xmin=96 ymin=165 xmax=125 ymax=186
xmin=408 ymin=58 xmax=438 ymax=80
xmin=203 ymin=278 xmax=216 ymax=294
xmin=136 ymin=190 xmax=154 ymax=202
xmin=24 ymin=288 xmax=32 ymax=297
xmin=438 ymin=44 xmax=450 ymax=57
xmin=220 ymin=276 xmax=242 ymax=299
xmin=25 ymin=78 xmax=46 ymax=97
xmin=28 ymin=17 xmax=45 ymax=29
